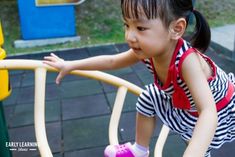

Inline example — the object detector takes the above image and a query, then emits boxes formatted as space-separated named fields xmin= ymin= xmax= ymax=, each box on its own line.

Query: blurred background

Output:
xmin=0 ymin=0 xmax=235 ymax=55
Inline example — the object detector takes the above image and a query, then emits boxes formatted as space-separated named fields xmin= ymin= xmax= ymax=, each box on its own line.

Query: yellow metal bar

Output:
xmin=0 ymin=59 xmax=143 ymax=95
xmin=0 ymin=48 xmax=6 ymax=59
xmin=0 ymin=21 xmax=4 ymax=46
xmin=0 ymin=35 xmax=11 ymax=100
xmin=0 ymin=59 xmax=170 ymax=157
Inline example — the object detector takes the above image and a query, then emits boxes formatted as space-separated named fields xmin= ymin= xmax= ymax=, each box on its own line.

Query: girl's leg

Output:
xmin=104 ymin=84 xmax=157 ymax=156
xmin=136 ymin=112 xmax=156 ymax=147
xmin=104 ymin=112 xmax=156 ymax=157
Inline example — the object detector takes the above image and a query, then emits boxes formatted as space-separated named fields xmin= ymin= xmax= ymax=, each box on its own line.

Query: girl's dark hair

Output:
xmin=121 ymin=0 xmax=211 ymax=52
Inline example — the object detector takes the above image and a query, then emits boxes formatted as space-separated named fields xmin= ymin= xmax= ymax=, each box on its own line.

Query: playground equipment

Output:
xmin=36 ymin=0 xmax=86 ymax=6
xmin=15 ymin=0 xmax=87 ymax=48
xmin=0 ymin=59 xmax=170 ymax=157
xmin=0 ymin=12 xmax=170 ymax=157
xmin=17 ymin=0 xmax=86 ymax=40
xmin=0 ymin=22 xmax=11 ymax=100
xmin=0 ymin=21 xmax=12 ymax=157
xmin=17 ymin=0 xmax=77 ymax=40
xmin=0 ymin=46 xmax=11 ymax=100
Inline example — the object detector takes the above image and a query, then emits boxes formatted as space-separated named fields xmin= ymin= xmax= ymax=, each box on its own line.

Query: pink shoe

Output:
xmin=104 ymin=142 xmax=135 ymax=157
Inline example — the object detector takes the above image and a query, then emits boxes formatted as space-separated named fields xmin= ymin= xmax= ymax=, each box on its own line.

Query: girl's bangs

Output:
xmin=121 ymin=0 xmax=158 ymax=20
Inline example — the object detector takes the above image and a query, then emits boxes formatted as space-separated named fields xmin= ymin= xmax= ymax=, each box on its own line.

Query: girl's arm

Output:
xmin=181 ymin=53 xmax=218 ymax=157
xmin=43 ymin=49 xmax=140 ymax=84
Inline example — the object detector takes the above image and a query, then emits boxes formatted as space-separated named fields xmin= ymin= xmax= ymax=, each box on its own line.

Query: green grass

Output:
xmin=196 ymin=0 xmax=235 ymax=26
xmin=0 ymin=0 xmax=235 ymax=55
xmin=0 ymin=0 xmax=124 ymax=55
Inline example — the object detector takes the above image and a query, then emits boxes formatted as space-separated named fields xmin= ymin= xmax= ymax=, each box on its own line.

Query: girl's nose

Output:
xmin=125 ymin=30 xmax=137 ymax=43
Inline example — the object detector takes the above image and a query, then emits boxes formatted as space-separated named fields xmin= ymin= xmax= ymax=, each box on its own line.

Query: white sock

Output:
xmin=131 ymin=142 xmax=149 ymax=157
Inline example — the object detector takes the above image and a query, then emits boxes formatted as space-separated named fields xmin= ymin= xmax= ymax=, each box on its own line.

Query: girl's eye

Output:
xmin=123 ymin=23 xmax=129 ymax=29
xmin=137 ymin=26 xmax=147 ymax=31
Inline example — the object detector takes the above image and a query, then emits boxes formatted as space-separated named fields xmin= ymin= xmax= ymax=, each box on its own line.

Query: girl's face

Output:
xmin=124 ymin=16 xmax=172 ymax=60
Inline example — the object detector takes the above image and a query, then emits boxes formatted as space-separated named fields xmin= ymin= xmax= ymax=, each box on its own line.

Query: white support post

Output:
xmin=154 ymin=124 xmax=170 ymax=157
xmin=109 ymin=86 xmax=128 ymax=145
xmin=34 ymin=67 xmax=53 ymax=157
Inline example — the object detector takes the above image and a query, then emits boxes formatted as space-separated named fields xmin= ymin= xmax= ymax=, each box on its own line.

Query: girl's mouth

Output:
xmin=132 ymin=47 xmax=141 ymax=51
xmin=131 ymin=47 xmax=143 ymax=55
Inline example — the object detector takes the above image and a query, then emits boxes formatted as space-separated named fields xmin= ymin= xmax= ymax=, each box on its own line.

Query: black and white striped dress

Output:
xmin=136 ymin=38 xmax=235 ymax=156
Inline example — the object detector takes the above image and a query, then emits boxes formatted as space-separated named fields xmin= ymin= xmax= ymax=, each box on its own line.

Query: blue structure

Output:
xmin=17 ymin=0 xmax=76 ymax=40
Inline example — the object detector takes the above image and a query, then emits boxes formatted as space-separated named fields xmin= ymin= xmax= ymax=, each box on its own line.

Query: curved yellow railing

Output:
xmin=0 ymin=59 xmax=170 ymax=157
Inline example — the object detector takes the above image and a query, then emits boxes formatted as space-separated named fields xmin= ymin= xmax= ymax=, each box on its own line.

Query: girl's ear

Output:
xmin=169 ymin=18 xmax=187 ymax=40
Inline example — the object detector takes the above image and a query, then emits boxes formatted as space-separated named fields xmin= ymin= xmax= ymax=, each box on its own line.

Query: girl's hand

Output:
xmin=43 ymin=53 xmax=70 ymax=84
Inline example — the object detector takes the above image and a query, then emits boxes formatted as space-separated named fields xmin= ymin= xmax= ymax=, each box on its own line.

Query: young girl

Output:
xmin=44 ymin=0 xmax=235 ymax=157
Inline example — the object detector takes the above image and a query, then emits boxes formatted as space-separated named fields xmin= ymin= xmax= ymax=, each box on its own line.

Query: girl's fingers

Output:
xmin=43 ymin=53 xmax=66 ymax=85
xmin=56 ymin=76 xmax=61 ymax=85
xmin=44 ymin=56 xmax=56 ymax=62
xmin=56 ymin=71 xmax=65 ymax=84
xmin=50 ymin=53 xmax=61 ymax=60
xmin=44 ymin=53 xmax=62 ymax=61
xmin=43 ymin=60 xmax=58 ymax=68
